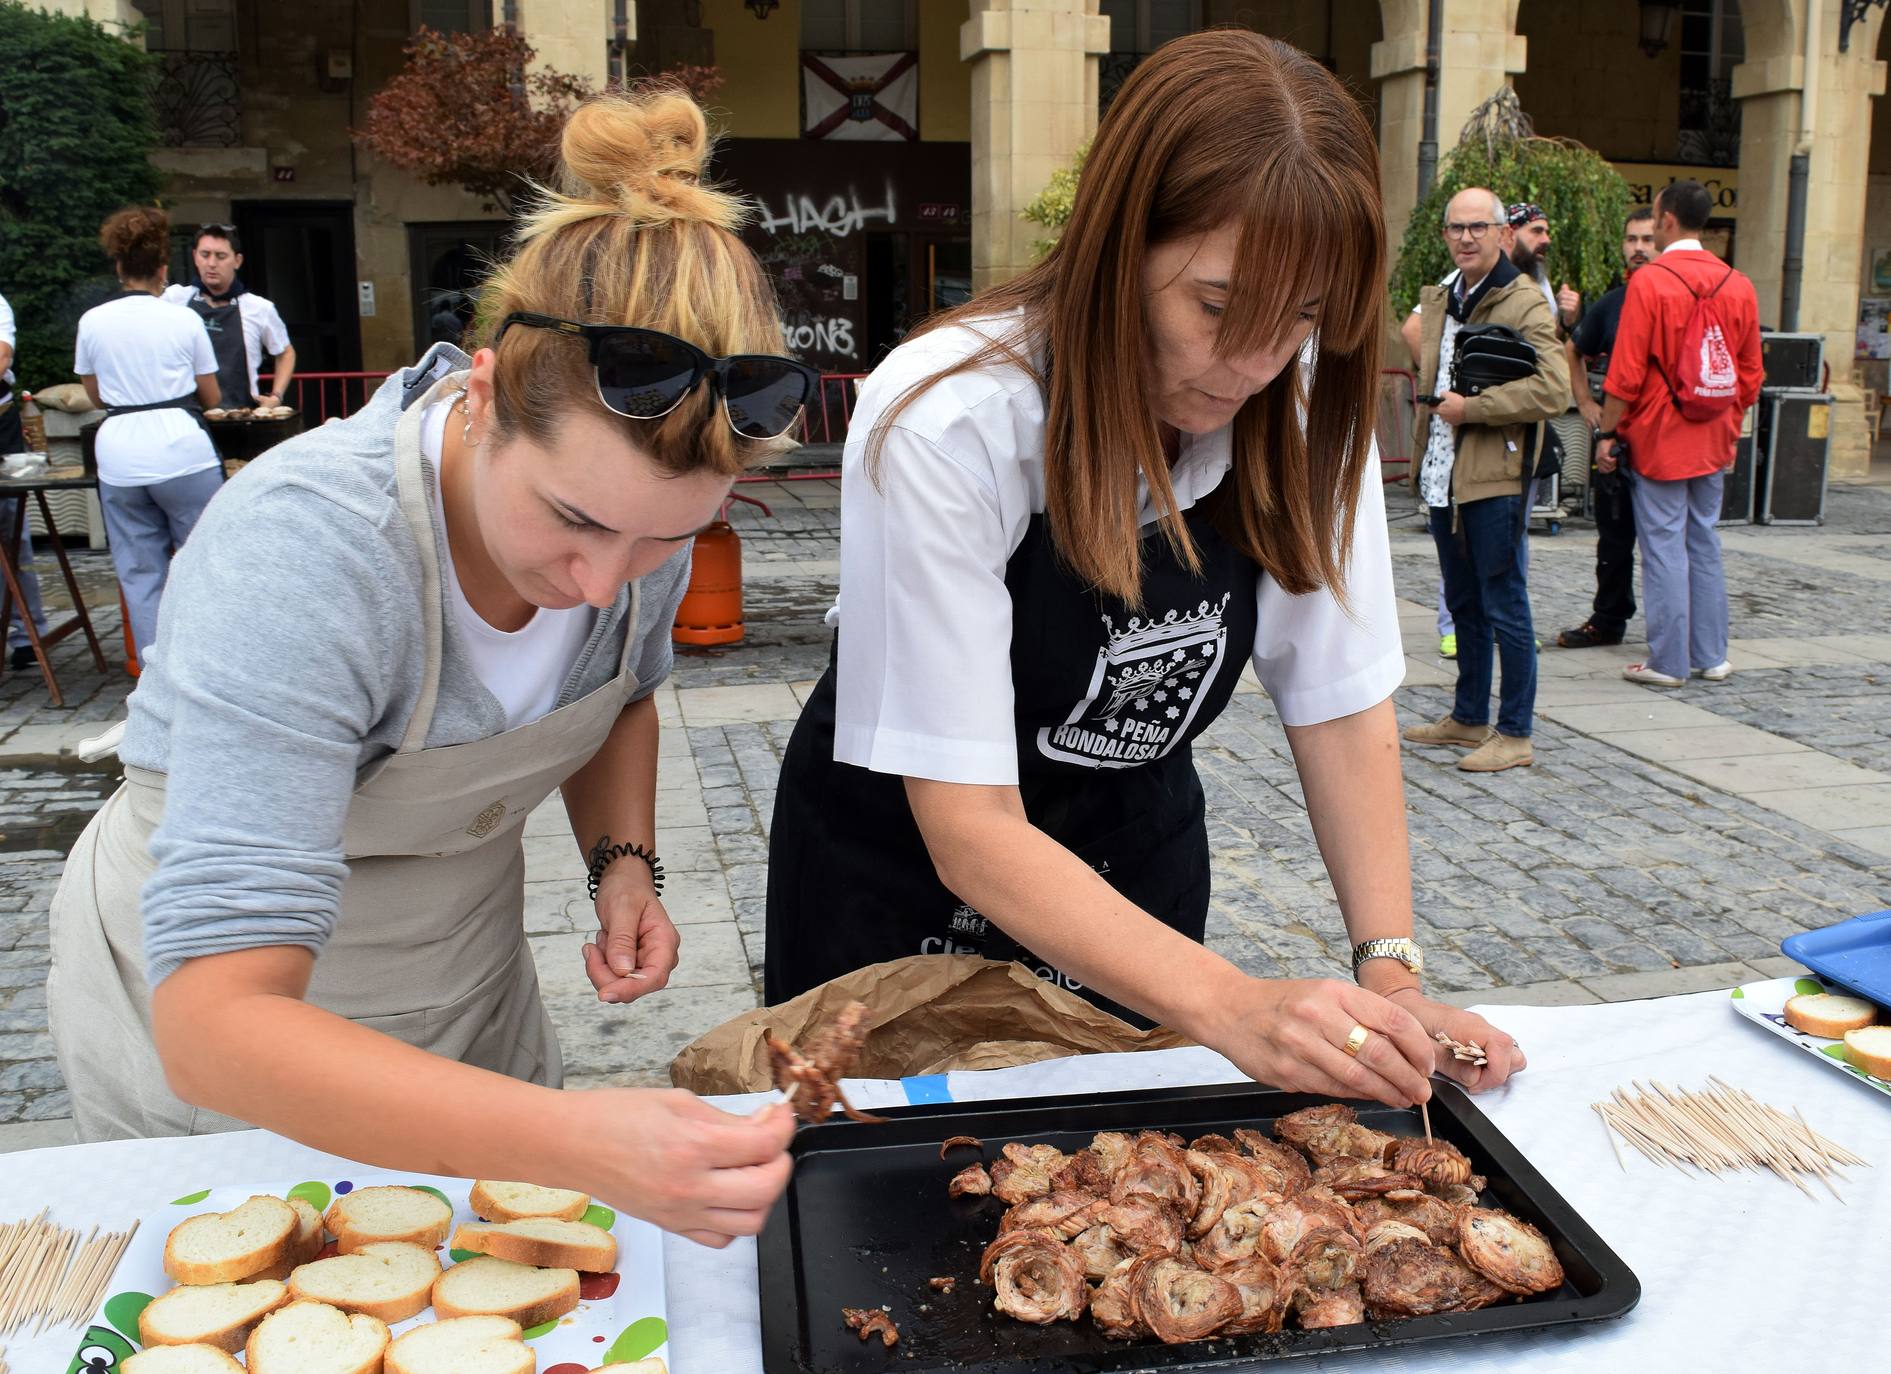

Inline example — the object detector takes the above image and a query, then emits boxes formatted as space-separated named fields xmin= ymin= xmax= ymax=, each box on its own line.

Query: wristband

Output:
xmin=585 ymin=835 xmax=664 ymax=900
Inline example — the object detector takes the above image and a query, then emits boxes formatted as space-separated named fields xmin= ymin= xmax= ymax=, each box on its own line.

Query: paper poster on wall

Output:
xmin=1857 ymin=296 xmax=1890 ymax=360
xmin=1872 ymin=249 xmax=1891 ymax=294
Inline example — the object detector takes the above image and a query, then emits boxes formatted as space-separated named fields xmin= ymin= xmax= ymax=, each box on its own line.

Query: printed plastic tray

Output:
xmin=1730 ymin=974 xmax=1891 ymax=1100
xmin=64 ymin=1171 xmax=668 ymax=1372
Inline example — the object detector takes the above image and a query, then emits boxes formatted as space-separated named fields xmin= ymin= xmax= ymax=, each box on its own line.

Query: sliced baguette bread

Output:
xmin=324 ymin=1185 xmax=452 ymax=1255
xmin=432 ymin=1254 xmax=580 ymax=1327
xmin=386 ymin=1314 xmax=533 ymax=1374
xmin=254 ymin=1197 xmax=326 ymax=1282
xmin=245 ymin=1300 xmax=389 ymax=1374
xmin=288 ymin=1240 xmax=441 ymax=1323
xmin=123 ymin=1346 xmax=247 ymax=1373
xmin=469 ymin=1179 xmax=590 ymax=1224
xmin=451 ymin=1217 xmax=617 ymax=1272
xmin=164 ymin=1195 xmax=299 ymax=1286
xmin=1843 ymin=1025 xmax=1891 ymax=1079
xmin=138 ymin=1278 xmax=289 ymax=1352
xmin=1783 ymin=991 xmax=1878 ymax=1038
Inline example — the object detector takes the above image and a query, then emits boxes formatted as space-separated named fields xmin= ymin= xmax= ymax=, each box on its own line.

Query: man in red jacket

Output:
xmin=1593 ymin=180 xmax=1763 ymax=688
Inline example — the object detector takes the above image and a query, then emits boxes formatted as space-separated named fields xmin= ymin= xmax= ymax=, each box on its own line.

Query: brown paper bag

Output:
xmin=669 ymin=954 xmax=1195 ymax=1094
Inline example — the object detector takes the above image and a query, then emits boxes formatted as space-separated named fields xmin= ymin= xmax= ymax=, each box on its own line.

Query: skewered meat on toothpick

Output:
xmin=767 ymin=1000 xmax=886 ymax=1124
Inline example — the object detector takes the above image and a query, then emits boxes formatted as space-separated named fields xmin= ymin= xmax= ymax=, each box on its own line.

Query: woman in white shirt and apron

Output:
xmin=48 ymin=93 xmax=812 ymax=1248
xmin=74 ymin=206 xmax=224 ymax=668
xmin=768 ymin=32 xmax=1525 ymax=1109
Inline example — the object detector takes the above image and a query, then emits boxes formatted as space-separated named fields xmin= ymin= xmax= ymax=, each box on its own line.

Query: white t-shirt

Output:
xmin=421 ymin=400 xmax=597 ymax=730
xmin=73 ymin=293 xmax=220 ymax=486
xmin=828 ymin=314 xmax=1405 ymax=787
xmin=161 ymin=285 xmax=291 ymax=400
xmin=0 ymin=290 xmax=15 ymax=405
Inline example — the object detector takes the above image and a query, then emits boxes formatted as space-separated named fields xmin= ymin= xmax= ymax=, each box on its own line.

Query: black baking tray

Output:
xmin=757 ymin=1081 xmax=1639 ymax=1373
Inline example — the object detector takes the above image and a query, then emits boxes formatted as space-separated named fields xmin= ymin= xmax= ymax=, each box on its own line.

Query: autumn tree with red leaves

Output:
xmin=356 ymin=29 xmax=728 ymax=216
xmin=355 ymin=27 xmax=594 ymax=214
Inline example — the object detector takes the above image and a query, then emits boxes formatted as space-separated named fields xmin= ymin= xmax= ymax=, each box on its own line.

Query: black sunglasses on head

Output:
xmin=494 ymin=312 xmax=820 ymax=441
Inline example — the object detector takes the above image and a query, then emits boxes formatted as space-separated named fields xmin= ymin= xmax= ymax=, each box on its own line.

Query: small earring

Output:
xmin=462 ymin=419 xmax=475 ymax=444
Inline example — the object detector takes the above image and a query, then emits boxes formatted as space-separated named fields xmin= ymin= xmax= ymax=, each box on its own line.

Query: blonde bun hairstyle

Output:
xmin=478 ymin=88 xmax=792 ymax=477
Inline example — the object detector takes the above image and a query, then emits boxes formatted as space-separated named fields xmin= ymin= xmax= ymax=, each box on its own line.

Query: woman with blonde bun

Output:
xmin=48 ymin=92 xmax=815 ymax=1248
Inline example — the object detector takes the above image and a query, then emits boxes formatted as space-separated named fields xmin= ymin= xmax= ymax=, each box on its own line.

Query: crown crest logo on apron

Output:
xmin=466 ymin=800 xmax=508 ymax=838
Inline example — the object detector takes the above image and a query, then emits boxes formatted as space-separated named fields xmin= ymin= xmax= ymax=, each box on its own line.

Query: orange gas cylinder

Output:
xmin=119 ymin=590 xmax=140 ymax=677
xmin=672 ymin=519 xmax=744 ymax=647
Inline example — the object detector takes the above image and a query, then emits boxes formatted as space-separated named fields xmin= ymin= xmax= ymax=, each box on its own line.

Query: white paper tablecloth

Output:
xmin=3 ymin=989 xmax=1886 ymax=1372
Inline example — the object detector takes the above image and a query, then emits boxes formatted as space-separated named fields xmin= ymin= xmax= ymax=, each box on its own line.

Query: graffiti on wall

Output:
xmin=757 ymin=183 xmax=898 ymax=238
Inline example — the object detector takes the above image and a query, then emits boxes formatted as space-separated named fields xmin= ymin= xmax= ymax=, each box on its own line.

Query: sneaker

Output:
xmin=1401 ymin=713 xmax=1493 ymax=748
xmin=1694 ymin=660 xmax=1734 ymax=682
xmin=7 ymin=645 xmax=32 ymax=671
xmin=1440 ymin=633 xmax=1457 ymax=660
xmin=1622 ymin=662 xmax=1686 ymax=687
xmin=1556 ymin=621 xmax=1624 ymax=649
xmin=1459 ymin=731 xmax=1534 ymax=772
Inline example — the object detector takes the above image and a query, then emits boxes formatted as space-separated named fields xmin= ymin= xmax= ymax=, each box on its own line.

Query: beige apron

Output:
xmin=47 ymin=375 xmax=644 ymax=1140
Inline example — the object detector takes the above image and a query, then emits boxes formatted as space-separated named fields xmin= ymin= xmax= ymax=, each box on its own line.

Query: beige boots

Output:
xmin=1400 ymin=714 xmax=1534 ymax=772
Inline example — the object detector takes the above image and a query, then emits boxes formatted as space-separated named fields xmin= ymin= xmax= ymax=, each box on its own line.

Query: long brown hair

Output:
xmin=872 ymin=30 xmax=1385 ymax=603
xmin=474 ymin=90 xmax=789 ymax=477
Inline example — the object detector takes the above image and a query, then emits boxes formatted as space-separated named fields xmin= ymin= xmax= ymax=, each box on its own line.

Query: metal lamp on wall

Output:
xmin=1638 ymin=0 xmax=1678 ymax=58
xmin=746 ymin=0 xmax=779 ymax=16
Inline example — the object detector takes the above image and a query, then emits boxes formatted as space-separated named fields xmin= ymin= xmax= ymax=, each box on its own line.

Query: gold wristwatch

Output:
xmin=1351 ymin=937 xmax=1424 ymax=976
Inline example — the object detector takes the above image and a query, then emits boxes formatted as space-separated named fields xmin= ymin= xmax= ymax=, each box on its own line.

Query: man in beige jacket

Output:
xmin=1400 ymin=188 xmax=1569 ymax=772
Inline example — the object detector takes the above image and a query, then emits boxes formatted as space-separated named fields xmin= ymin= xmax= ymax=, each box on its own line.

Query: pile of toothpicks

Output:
xmin=1592 ymin=1078 xmax=1869 ymax=1201
xmin=0 ymin=1210 xmax=140 ymax=1338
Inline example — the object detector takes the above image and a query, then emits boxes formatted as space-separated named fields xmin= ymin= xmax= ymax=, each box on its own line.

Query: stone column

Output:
xmin=961 ymin=0 xmax=1110 ymax=291
xmin=1372 ymin=0 xmax=1525 ymax=250
xmin=520 ymin=0 xmax=612 ymax=87
xmin=1735 ymin=0 xmax=1887 ymax=478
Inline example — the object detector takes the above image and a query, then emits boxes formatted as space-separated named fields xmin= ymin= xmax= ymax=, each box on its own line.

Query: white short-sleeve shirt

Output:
xmin=162 ymin=285 xmax=292 ymax=399
xmin=829 ymin=315 xmax=1405 ymax=787
xmin=74 ymin=293 xmax=220 ymax=486
xmin=0 ymin=290 xmax=16 ymax=405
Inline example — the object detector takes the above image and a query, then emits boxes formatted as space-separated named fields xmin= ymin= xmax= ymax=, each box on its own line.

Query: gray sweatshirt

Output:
xmin=122 ymin=345 xmax=692 ymax=985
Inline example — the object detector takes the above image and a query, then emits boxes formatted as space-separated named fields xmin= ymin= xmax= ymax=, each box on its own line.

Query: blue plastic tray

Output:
xmin=1782 ymin=909 xmax=1891 ymax=1008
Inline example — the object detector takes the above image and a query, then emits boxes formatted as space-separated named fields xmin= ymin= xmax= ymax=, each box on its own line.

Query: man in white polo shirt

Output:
xmin=162 ymin=224 xmax=297 ymax=409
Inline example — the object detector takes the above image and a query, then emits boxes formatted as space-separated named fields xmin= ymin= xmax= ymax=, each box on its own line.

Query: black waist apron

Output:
xmin=102 ymin=393 xmax=215 ymax=443
xmin=765 ymin=501 xmax=1260 ymax=1026
xmin=187 ymin=294 xmax=254 ymax=407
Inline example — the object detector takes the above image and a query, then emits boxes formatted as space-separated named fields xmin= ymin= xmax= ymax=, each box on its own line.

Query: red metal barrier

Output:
xmin=260 ymin=371 xmax=394 ymax=423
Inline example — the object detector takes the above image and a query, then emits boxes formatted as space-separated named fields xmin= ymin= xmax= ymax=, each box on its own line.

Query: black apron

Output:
xmin=186 ymin=292 xmax=254 ymax=407
xmin=765 ymin=500 xmax=1260 ymax=1027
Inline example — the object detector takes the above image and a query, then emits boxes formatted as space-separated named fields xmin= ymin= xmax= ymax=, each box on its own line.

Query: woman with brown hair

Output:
xmin=74 ymin=206 xmax=223 ymax=667
xmin=766 ymin=31 xmax=1524 ymax=1107
xmin=48 ymin=93 xmax=813 ymax=1246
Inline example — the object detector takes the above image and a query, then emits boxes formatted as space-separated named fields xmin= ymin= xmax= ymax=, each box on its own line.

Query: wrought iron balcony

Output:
xmin=150 ymin=50 xmax=242 ymax=148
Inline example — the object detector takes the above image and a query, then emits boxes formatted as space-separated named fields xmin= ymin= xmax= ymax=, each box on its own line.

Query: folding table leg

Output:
xmin=35 ymin=488 xmax=107 ymax=673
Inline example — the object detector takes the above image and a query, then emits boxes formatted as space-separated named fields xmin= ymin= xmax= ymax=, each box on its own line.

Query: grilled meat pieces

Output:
xmin=981 ymin=1228 xmax=1087 ymax=1325
xmin=1362 ymin=1236 xmax=1509 ymax=1319
xmin=843 ymin=1307 xmax=900 ymax=1346
xmin=948 ymin=1162 xmax=993 ymax=1198
xmin=1132 ymin=1256 xmax=1244 ymax=1344
xmin=990 ymin=1143 xmax=1071 ymax=1205
xmin=767 ymin=1000 xmax=886 ymax=1124
xmin=1456 ymin=1207 xmax=1565 ymax=1295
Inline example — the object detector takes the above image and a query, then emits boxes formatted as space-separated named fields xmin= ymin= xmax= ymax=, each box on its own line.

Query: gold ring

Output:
xmin=1343 ymin=1024 xmax=1370 ymax=1058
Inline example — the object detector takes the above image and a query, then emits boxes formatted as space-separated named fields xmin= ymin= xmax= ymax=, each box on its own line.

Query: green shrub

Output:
xmin=0 ymin=6 xmax=161 ymax=391
xmin=1021 ymin=140 xmax=1088 ymax=258
xmin=1391 ymin=89 xmax=1633 ymax=315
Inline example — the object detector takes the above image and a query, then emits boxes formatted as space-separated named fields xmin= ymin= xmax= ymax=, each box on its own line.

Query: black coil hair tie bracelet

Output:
xmin=585 ymin=835 xmax=665 ymax=900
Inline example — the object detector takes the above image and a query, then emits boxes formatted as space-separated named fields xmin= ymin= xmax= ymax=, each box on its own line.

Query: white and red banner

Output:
xmin=801 ymin=51 xmax=918 ymax=141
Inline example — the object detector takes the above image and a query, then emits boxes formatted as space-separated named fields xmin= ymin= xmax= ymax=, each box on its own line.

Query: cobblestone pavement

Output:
xmin=5 ymin=476 xmax=1889 ymax=1145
